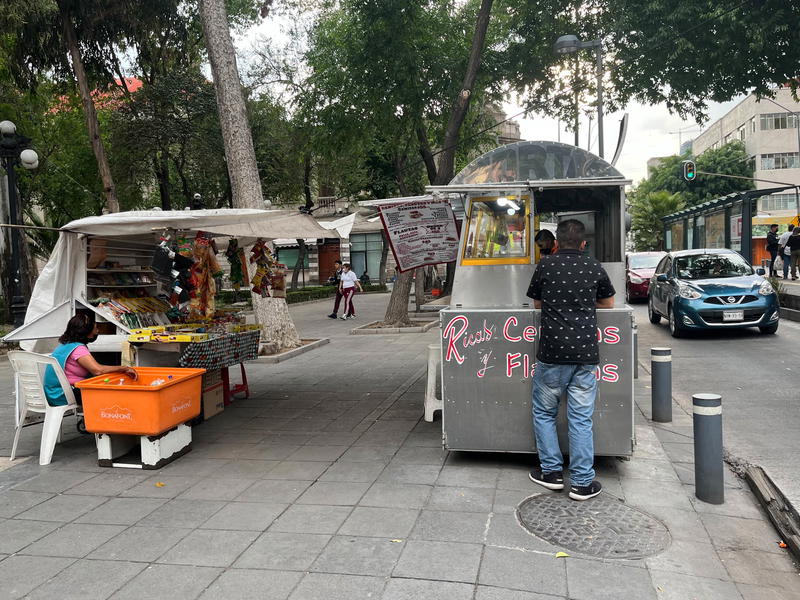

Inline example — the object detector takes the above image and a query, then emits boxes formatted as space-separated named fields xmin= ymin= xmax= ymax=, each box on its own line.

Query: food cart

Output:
xmin=427 ymin=141 xmax=635 ymax=457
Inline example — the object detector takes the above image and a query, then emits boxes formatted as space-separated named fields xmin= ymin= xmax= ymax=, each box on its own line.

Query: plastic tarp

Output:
xmin=8 ymin=208 xmax=338 ymax=351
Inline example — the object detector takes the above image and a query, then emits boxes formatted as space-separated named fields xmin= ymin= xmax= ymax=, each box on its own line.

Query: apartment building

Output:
xmin=691 ymin=86 xmax=800 ymax=220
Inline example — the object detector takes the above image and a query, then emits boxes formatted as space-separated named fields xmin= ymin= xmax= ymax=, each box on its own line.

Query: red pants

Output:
xmin=342 ymin=287 xmax=356 ymax=316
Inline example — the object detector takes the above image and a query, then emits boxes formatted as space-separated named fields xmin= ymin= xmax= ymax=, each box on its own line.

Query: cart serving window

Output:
xmin=462 ymin=195 xmax=530 ymax=265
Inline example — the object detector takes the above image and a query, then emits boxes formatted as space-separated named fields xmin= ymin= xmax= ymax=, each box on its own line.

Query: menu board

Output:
xmin=378 ymin=200 xmax=459 ymax=272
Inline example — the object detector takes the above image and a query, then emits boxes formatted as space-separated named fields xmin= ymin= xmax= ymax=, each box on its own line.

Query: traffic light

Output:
xmin=682 ymin=160 xmax=696 ymax=182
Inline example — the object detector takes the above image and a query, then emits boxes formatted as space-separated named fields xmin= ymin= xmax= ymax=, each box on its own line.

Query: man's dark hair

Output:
xmin=59 ymin=312 xmax=96 ymax=344
xmin=334 ymin=260 xmax=342 ymax=265
xmin=556 ymin=219 xmax=586 ymax=249
xmin=770 ymin=224 xmax=778 ymax=229
xmin=789 ymin=224 xmax=795 ymax=232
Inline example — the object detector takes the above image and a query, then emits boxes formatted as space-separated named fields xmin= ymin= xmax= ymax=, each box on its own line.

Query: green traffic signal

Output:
xmin=682 ymin=160 xmax=696 ymax=181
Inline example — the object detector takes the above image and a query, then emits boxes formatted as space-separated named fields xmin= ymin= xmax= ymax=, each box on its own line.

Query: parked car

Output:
xmin=626 ymin=251 xmax=666 ymax=302
xmin=647 ymin=248 xmax=779 ymax=337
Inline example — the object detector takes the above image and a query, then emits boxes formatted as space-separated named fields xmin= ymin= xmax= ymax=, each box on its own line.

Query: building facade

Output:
xmin=691 ymin=86 xmax=800 ymax=221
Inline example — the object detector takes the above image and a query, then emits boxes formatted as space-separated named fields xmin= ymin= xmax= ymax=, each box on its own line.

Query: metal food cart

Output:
xmin=428 ymin=141 xmax=635 ymax=457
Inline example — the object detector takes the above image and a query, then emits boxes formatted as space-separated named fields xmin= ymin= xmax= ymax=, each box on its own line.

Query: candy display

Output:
xmin=93 ymin=297 xmax=172 ymax=329
xmin=225 ymin=239 xmax=250 ymax=290
xmin=178 ymin=330 xmax=261 ymax=369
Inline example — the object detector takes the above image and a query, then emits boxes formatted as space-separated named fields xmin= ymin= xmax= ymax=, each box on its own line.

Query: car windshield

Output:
xmin=673 ymin=254 xmax=753 ymax=279
xmin=629 ymin=254 xmax=662 ymax=269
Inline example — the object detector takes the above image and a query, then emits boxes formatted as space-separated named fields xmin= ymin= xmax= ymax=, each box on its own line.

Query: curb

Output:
xmin=779 ymin=306 xmax=800 ymax=322
xmin=349 ymin=320 xmax=438 ymax=335
xmin=745 ymin=465 xmax=800 ymax=561
xmin=253 ymin=338 xmax=330 ymax=363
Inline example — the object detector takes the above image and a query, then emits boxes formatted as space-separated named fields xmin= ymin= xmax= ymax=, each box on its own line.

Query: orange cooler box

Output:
xmin=77 ymin=367 xmax=205 ymax=435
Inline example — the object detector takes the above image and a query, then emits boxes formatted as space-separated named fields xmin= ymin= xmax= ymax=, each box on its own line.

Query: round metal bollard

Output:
xmin=651 ymin=348 xmax=672 ymax=423
xmin=693 ymin=393 xmax=724 ymax=505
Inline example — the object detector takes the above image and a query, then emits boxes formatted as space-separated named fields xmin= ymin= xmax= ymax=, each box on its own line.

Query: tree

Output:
xmin=199 ymin=0 xmax=302 ymax=352
xmin=628 ymin=141 xmax=754 ymax=249
xmin=629 ymin=190 xmax=685 ymax=251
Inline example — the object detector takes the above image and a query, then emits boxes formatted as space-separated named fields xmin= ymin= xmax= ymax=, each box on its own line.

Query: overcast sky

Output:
xmin=239 ymin=14 xmax=744 ymax=188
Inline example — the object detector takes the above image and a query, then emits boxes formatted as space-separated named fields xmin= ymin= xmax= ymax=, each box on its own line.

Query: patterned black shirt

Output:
xmin=526 ymin=249 xmax=615 ymax=365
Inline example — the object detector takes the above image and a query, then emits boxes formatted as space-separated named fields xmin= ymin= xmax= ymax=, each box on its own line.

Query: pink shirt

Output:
xmin=64 ymin=345 xmax=91 ymax=385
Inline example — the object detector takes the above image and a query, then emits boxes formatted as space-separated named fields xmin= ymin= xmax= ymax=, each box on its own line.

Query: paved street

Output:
xmin=0 ymin=293 xmax=797 ymax=599
xmin=632 ymin=301 xmax=800 ymax=513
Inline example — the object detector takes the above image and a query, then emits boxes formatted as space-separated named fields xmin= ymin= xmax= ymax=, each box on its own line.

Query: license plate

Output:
xmin=722 ymin=310 xmax=744 ymax=322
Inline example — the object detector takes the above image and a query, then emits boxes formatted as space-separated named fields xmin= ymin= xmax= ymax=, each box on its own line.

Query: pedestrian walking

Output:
xmin=778 ymin=224 xmax=794 ymax=279
xmin=788 ymin=228 xmax=800 ymax=280
xmin=525 ymin=219 xmax=615 ymax=501
xmin=766 ymin=224 xmax=780 ymax=277
xmin=339 ymin=263 xmax=363 ymax=319
xmin=327 ymin=260 xmax=344 ymax=319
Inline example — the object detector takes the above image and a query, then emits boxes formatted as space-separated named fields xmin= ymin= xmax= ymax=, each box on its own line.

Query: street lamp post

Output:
xmin=554 ymin=34 xmax=605 ymax=159
xmin=0 ymin=120 xmax=39 ymax=328
xmin=759 ymin=96 xmax=800 ymax=219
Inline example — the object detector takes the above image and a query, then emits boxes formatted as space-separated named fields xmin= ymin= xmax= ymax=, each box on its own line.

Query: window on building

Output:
xmin=738 ymin=127 xmax=745 ymax=141
xmin=760 ymin=193 xmax=799 ymax=211
xmin=750 ymin=117 xmax=756 ymax=133
xmin=760 ymin=152 xmax=800 ymax=170
xmin=723 ymin=133 xmax=732 ymax=144
xmin=349 ymin=232 xmax=384 ymax=281
xmin=760 ymin=112 xmax=799 ymax=130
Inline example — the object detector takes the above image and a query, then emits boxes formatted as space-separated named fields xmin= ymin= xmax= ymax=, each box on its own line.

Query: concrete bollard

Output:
xmin=651 ymin=348 xmax=672 ymax=423
xmin=693 ymin=393 xmax=724 ymax=505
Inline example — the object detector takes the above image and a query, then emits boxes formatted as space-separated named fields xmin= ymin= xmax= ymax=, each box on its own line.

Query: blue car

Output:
xmin=647 ymin=249 xmax=780 ymax=337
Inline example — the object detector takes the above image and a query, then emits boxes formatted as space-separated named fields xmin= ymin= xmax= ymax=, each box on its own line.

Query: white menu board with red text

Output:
xmin=378 ymin=200 xmax=459 ymax=272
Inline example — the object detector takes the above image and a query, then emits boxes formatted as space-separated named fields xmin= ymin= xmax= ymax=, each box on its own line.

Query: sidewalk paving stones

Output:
xmin=0 ymin=295 xmax=798 ymax=598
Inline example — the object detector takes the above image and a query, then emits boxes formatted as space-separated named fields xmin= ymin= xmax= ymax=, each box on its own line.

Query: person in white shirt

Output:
xmin=778 ymin=224 xmax=794 ymax=279
xmin=339 ymin=263 xmax=363 ymax=319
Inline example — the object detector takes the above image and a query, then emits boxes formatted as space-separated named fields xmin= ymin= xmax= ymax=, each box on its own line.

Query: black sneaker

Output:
xmin=569 ymin=480 xmax=602 ymax=501
xmin=327 ymin=313 xmax=338 ymax=319
xmin=529 ymin=468 xmax=564 ymax=490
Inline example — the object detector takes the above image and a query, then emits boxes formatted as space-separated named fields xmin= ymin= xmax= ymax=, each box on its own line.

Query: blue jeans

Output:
xmin=532 ymin=362 xmax=597 ymax=486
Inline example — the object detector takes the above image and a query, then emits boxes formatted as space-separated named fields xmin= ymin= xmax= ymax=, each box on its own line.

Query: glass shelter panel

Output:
xmin=705 ymin=211 xmax=726 ymax=248
xmin=462 ymin=195 xmax=529 ymax=265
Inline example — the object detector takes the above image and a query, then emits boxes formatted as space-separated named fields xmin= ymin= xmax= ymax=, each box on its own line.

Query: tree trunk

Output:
xmin=58 ymin=1 xmax=119 ymax=214
xmin=383 ymin=269 xmax=413 ymax=326
xmin=198 ymin=0 xmax=264 ymax=211
xmin=303 ymin=153 xmax=314 ymax=211
xmin=291 ymin=239 xmax=306 ymax=291
xmin=199 ymin=0 xmax=301 ymax=351
xmin=378 ymin=230 xmax=389 ymax=286
xmin=380 ymin=0 xmax=493 ymax=325
xmin=154 ymin=152 xmax=171 ymax=211
xmin=173 ymin=153 xmax=193 ymax=208
xmin=433 ymin=0 xmax=494 ymax=185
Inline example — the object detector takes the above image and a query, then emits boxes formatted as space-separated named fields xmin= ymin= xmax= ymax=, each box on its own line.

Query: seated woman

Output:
xmin=43 ymin=312 xmax=138 ymax=407
xmin=535 ymin=229 xmax=556 ymax=256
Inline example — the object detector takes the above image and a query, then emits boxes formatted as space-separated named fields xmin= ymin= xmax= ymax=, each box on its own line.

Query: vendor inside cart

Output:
xmin=44 ymin=312 xmax=138 ymax=407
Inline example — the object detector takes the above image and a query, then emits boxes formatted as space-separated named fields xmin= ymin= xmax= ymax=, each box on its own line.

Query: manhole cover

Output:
xmin=516 ymin=493 xmax=671 ymax=559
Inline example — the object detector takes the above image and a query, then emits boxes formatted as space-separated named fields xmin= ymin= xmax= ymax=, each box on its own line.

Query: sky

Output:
xmin=239 ymin=12 xmax=745 ymax=187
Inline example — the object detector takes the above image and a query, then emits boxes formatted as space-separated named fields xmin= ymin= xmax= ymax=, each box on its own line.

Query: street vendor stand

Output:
xmin=4 ymin=208 xmax=336 ymax=467
xmin=426 ymin=141 xmax=636 ymax=457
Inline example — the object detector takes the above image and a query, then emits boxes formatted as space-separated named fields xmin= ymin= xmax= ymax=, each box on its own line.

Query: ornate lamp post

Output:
xmin=0 ymin=120 xmax=39 ymax=327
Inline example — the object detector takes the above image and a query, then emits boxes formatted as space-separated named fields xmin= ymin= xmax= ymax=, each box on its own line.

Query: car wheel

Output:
xmin=625 ymin=285 xmax=631 ymax=304
xmin=648 ymin=298 xmax=661 ymax=324
xmin=668 ymin=304 xmax=684 ymax=338
xmin=759 ymin=322 xmax=779 ymax=334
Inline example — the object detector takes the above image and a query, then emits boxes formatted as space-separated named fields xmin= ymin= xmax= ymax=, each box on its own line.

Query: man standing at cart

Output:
xmin=526 ymin=219 xmax=615 ymax=501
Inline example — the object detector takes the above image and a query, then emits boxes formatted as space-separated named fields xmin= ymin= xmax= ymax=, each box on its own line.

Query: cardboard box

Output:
xmin=202 ymin=383 xmax=225 ymax=420
xmin=203 ymin=369 xmax=222 ymax=389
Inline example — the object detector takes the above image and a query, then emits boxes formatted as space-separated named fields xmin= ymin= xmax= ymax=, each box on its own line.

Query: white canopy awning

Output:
xmin=62 ymin=208 xmax=337 ymax=240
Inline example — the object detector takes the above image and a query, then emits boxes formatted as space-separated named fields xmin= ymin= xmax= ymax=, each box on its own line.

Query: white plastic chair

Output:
xmin=8 ymin=350 xmax=82 ymax=466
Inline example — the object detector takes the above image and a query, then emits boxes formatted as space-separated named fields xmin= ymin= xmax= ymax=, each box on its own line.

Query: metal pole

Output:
xmin=651 ymin=347 xmax=672 ymax=422
xmin=693 ymin=393 xmax=724 ymax=504
xmin=632 ymin=323 xmax=639 ymax=379
xmin=573 ymin=54 xmax=579 ymax=147
xmin=595 ymin=44 xmax=604 ymax=159
xmin=3 ymin=159 xmax=25 ymax=328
